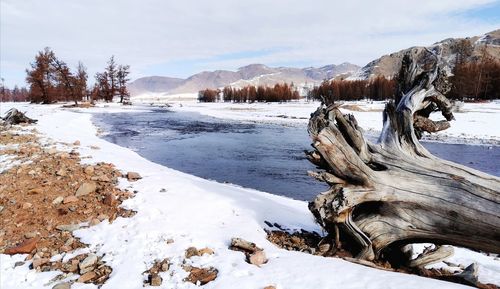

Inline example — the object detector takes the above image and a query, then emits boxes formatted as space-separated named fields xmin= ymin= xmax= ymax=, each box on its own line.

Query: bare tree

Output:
xmin=105 ymin=56 xmax=118 ymax=101
xmin=26 ymin=47 xmax=56 ymax=104
xmin=117 ymin=64 xmax=130 ymax=103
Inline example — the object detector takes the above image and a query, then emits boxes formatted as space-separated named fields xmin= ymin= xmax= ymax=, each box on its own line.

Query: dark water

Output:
xmin=93 ymin=108 xmax=499 ymax=201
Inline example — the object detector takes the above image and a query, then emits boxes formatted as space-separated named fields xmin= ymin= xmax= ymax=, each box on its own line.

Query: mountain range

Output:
xmin=128 ymin=29 xmax=500 ymax=96
xmin=128 ymin=63 xmax=360 ymax=96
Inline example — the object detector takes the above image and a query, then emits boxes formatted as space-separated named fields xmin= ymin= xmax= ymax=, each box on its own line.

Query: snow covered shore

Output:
xmin=1 ymin=103 xmax=499 ymax=289
xmin=159 ymin=100 xmax=500 ymax=145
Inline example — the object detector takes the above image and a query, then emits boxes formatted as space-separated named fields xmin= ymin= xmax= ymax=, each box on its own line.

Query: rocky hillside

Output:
xmin=128 ymin=63 xmax=359 ymax=96
xmin=349 ymin=29 xmax=500 ymax=80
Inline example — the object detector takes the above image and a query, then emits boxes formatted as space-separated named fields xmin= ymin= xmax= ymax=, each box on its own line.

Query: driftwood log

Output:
xmin=2 ymin=108 xmax=37 ymax=125
xmin=306 ymin=46 xmax=500 ymax=268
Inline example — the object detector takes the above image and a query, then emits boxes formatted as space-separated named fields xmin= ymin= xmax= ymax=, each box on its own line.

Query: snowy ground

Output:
xmin=1 ymin=103 xmax=499 ymax=289
xmin=143 ymin=100 xmax=500 ymax=145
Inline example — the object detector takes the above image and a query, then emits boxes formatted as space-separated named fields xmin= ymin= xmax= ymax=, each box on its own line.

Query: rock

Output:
xmin=56 ymin=224 xmax=80 ymax=232
xmin=91 ymin=175 xmax=110 ymax=182
xmin=64 ymin=237 xmax=74 ymax=246
xmin=28 ymin=188 xmax=43 ymax=194
xmin=230 ymin=237 xmax=261 ymax=253
xmin=185 ymin=247 xmax=199 ymax=259
xmin=458 ymin=263 xmax=479 ymax=285
xmin=90 ymin=145 xmax=100 ymax=150
xmin=22 ymin=202 xmax=32 ymax=209
xmin=79 ymin=254 xmax=98 ymax=271
xmin=290 ymin=236 xmax=301 ymax=245
xmin=126 ymin=172 xmax=142 ymax=181
xmin=77 ymin=271 xmax=96 ymax=283
xmin=0 ymin=205 xmax=4 ymax=213
xmin=103 ymin=194 xmax=116 ymax=206
xmin=97 ymin=214 xmax=109 ymax=221
xmin=166 ymin=239 xmax=174 ymax=244
xmin=58 ymin=152 xmax=70 ymax=159
xmin=89 ymin=218 xmax=100 ymax=226
xmin=24 ymin=232 xmax=37 ymax=239
xmin=14 ymin=261 xmax=25 ymax=267
xmin=160 ymin=262 xmax=169 ymax=272
xmin=80 ymin=265 xmax=94 ymax=275
xmin=60 ymin=245 xmax=72 ymax=252
xmin=52 ymin=196 xmax=64 ymax=205
xmin=317 ymin=243 xmax=331 ymax=255
xmin=56 ymin=168 xmax=67 ymax=177
xmin=198 ymin=248 xmax=214 ymax=256
xmin=185 ymin=267 xmax=218 ymax=285
xmin=150 ymin=273 xmax=162 ymax=286
xmin=73 ymin=140 xmax=81 ymax=146
xmin=249 ymin=250 xmax=267 ymax=267
xmin=63 ymin=196 xmax=78 ymax=204
xmin=264 ymin=286 xmax=276 ymax=289
xmin=75 ymin=182 xmax=96 ymax=196
xmin=4 ymin=238 xmax=38 ymax=254
xmin=47 ymin=148 xmax=57 ymax=155
xmin=32 ymin=257 xmax=49 ymax=268
xmin=84 ymin=166 xmax=94 ymax=175
xmin=52 ymin=282 xmax=71 ymax=289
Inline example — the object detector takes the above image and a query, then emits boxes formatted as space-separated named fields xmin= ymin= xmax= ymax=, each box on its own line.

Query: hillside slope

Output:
xmin=349 ymin=29 xmax=500 ymax=80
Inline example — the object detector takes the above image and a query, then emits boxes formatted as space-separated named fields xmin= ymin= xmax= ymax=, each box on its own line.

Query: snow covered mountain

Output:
xmin=349 ymin=29 xmax=500 ymax=80
xmin=128 ymin=63 xmax=360 ymax=96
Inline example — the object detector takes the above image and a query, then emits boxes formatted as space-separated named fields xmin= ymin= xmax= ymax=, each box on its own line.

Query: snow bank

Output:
xmin=1 ymin=103 xmax=499 ymax=289
xmin=165 ymin=100 xmax=500 ymax=145
xmin=132 ymin=92 xmax=198 ymax=103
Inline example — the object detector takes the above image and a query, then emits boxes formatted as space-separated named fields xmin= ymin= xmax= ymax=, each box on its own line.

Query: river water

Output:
xmin=93 ymin=108 xmax=499 ymax=201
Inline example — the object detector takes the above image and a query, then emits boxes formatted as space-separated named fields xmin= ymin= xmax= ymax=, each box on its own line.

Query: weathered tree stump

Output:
xmin=2 ymin=108 xmax=37 ymax=125
xmin=306 ymin=46 xmax=500 ymax=267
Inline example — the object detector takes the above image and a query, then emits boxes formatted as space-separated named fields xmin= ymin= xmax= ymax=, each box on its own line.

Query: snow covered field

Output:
xmin=153 ymin=100 xmax=500 ymax=145
xmin=1 ymin=103 xmax=499 ymax=289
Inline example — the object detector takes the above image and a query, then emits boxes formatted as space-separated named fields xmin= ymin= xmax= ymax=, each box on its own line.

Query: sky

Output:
xmin=1 ymin=0 xmax=499 ymax=87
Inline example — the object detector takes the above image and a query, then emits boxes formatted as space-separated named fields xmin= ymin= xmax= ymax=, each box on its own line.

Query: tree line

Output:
xmin=23 ymin=47 xmax=130 ymax=104
xmin=447 ymin=40 xmax=500 ymax=101
xmin=0 ymin=84 xmax=29 ymax=102
xmin=198 ymin=83 xmax=301 ymax=103
xmin=307 ymin=76 xmax=397 ymax=103
xmin=308 ymin=42 xmax=500 ymax=103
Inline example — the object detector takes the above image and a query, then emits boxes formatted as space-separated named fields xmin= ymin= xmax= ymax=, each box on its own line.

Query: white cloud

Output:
xmin=0 ymin=0 xmax=498 ymax=86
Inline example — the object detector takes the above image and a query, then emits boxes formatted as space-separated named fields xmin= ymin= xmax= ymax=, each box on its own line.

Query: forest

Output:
xmin=307 ymin=77 xmax=396 ymax=102
xmin=0 ymin=48 xmax=131 ymax=104
xmin=307 ymin=41 xmax=499 ymax=103
xmin=198 ymin=83 xmax=301 ymax=103
xmin=447 ymin=40 xmax=500 ymax=100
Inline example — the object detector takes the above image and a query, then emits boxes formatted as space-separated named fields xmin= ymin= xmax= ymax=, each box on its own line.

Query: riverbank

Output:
xmin=1 ymin=103 xmax=499 ymax=289
xmin=157 ymin=100 xmax=500 ymax=146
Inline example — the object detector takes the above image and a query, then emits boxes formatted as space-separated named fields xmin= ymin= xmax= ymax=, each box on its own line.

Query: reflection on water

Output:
xmin=94 ymin=109 xmax=499 ymax=201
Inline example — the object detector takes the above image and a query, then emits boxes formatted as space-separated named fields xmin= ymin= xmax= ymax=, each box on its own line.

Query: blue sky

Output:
xmin=1 ymin=0 xmax=499 ymax=87
xmin=460 ymin=1 xmax=500 ymax=20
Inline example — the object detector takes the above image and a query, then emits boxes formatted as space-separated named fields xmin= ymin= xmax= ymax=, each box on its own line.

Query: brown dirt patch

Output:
xmin=266 ymin=228 xmax=498 ymax=289
xmin=0 ymin=125 xmax=135 ymax=286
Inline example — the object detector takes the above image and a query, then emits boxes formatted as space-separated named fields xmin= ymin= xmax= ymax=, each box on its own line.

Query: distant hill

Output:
xmin=128 ymin=63 xmax=360 ymax=96
xmin=128 ymin=76 xmax=184 ymax=96
xmin=349 ymin=29 xmax=500 ymax=80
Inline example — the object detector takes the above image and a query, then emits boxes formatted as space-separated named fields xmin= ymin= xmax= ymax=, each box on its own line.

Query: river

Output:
xmin=93 ymin=108 xmax=499 ymax=201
